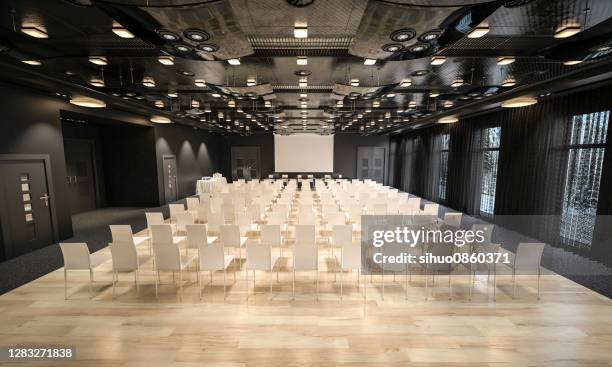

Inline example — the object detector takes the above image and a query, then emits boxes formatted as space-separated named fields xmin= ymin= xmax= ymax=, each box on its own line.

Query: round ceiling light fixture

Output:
xmin=183 ymin=29 xmax=210 ymax=42
xmin=501 ymin=96 xmax=538 ymax=108
xmin=382 ymin=43 xmax=403 ymax=52
xmin=174 ymin=43 xmax=192 ymax=52
xmin=196 ymin=43 xmax=218 ymax=52
xmin=156 ymin=29 xmax=181 ymax=42
xmin=438 ymin=115 xmax=458 ymax=124
xmin=409 ymin=43 xmax=430 ymax=53
xmin=390 ymin=28 xmax=416 ymax=42
xmin=70 ymin=96 xmax=106 ymax=108
xmin=419 ymin=29 xmax=443 ymax=42
xmin=150 ymin=115 xmax=173 ymax=124
xmin=294 ymin=69 xmax=312 ymax=76
xmin=411 ymin=69 xmax=431 ymax=77
xmin=177 ymin=70 xmax=195 ymax=76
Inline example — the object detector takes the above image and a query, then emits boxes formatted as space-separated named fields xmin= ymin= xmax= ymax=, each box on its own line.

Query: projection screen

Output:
xmin=274 ymin=134 xmax=334 ymax=172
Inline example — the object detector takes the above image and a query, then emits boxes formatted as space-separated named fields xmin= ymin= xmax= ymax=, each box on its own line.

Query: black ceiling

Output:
xmin=1 ymin=0 xmax=612 ymax=135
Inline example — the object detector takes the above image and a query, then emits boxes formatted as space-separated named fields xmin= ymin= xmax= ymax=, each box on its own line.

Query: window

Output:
xmin=480 ymin=126 xmax=501 ymax=217
xmin=439 ymin=133 xmax=450 ymax=201
xmin=561 ymin=111 xmax=609 ymax=248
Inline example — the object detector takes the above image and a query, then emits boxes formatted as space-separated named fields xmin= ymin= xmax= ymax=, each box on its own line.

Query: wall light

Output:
xmin=21 ymin=25 xmax=48 ymax=38
xmin=70 ymin=96 xmax=106 ymax=108
xmin=501 ymin=96 xmax=537 ymax=108
xmin=468 ymin=23 xmax=489 ymax=38
xmin=497 ymin=56 xmax=516 ymax=65
xmin=150 ymin=115 xmax=172 ymax=124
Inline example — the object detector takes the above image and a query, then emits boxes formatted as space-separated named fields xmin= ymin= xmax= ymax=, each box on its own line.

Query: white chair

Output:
xmin=423 ymin=203 xmax=439 ymax=216
xmin=331 ymin=224 xmax=352 ymax=277
xmin=152 ymin=239 xmax=196 ymax=299
xmin=511 ymin=243 xmax=546 ymax=299
xmin=246 ymin=242 xmax=280 ymax=298
xmin=186 ymin=197 xmax=200 ymax=214
xmin=185 ymin=224 xmax=217 ymax=257
xmin=198 ymin=242 xmax=235 ymax=299
xmin=293 ymin=224 xmax=318 ymax=300
xmin=175 ymin=211 xmax=194 ymax=235
xmin=109 ymin=241 xmax=145 ymax=298
xmin=424 ymin=241 xmax=455 ymax=300
xmin=443 ymin=212 xmax=462 ymax=228
xmin=150 ymin=224 xmax=186 ymax=248
xmin=466 ymin=243 xmax=501 ymax=300
xmin=220 ymin=225 xmax=248 ymax=261
xmin=340 ymin=239 xmax=362 ymax=300
xmin=206 ymin=212 xmax=224 ymax=235
xmin=472 ymin=223 xmax=494 ymax=244
xmin=260 ymin=224 xmax=284 ymax=257
xmin=59 ymin=243 xmax=93 ymax=299
xmin=109 ymin=225 xmax=148 ymax=248
xmin=298 ymin=210 xmax=316 ymax=226
xmin=169 ymin=203 xmax=185 ymax=224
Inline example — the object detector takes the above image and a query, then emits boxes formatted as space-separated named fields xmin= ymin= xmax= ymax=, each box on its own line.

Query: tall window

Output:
xmin=439 ymin=133 xmax=450 ymax=201
xmin=480 ymin=126 xmax=501 ymax=217
xmin=561 ymin=111 xmax=609 ymax=248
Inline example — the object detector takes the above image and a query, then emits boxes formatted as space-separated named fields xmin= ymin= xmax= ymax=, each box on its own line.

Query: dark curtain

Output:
xmin=391 ymin=83 xmax=612 ymax=265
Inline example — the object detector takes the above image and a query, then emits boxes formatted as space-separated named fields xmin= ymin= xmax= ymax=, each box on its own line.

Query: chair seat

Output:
xmin=180 ymin=254 xmax=197 ymax=269
xmin=271 ymin=254 xmax=280 ymax=269
xmin=223 ymin=254 xmax=235 ymax=269
xmin=133 ymin=236 xmax=149 ymax=246
xmin=207 ymin=236 xmax=218 ymax=244
xmin=173 ymin=236 xmax=186 ymax=246
xmin=239 ymin=236 xmax=248 ymax=247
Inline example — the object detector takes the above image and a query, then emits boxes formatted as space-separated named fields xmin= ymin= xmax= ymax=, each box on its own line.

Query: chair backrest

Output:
xmin=472 ymin=224 xmax=494 ymax=244
xmin=109 ymin=225 xmax=134 ymax=244
xmin=407 ymin=197 xmax=421 ymax=211
xmin=266 ymin=211 xmax=285 ymax=226
xmin=220 ymin=225 xmax=241 ymax=247
xmin=169 ymin=203 xmax=185 ymax=220
xmin=298 ymin=210 xmax=316 ymax=225
xmin=198 ymin=242 xmax=225 ymax=270
xmin=341 ymin=242 xmax=361 ymax=270
xmin=295 ymin=224 xmax=315 ymax=245
xmin=186 ymin=224 xmax=208 ymax=249
xmin=207 ymin=213 xmax=223 ymax=233
xmin=372 ymin=203 xmax=387 ymax=215
xmin=145 ymin=212 xmax=164 ymax=227
xmin=59 ymin=243 xmax=91 ymax=270
xmin=423 ymin=203 xmax=439 ymax=216
xmin=443 ymin=212 xmax=462 ymax=228
xmin=186 ymin=197 xmax=200 ymax=212
xmin=175 ymin=211 xmax=194 ymax=232
xmin=246 ymin=242 xmax=272 ymax=271
xmin=514 ymin=243 xmax=545 ymax=273
xmin=327 ymin=212 xmax=347 ymax=227
xmin=294 ymin=239 xmax=317 ymax=270
xmin=196 ymin=205 xmax=210 ymax=222
xmin=332 ymin=225 xmax=352 ymax=247
xmin=110 ymin=242 xmax=138 ymax=272
xmin=150 ymin=224 xmax=174 ymax=246
xmin=472 ymin=243 xmax=501 ymax=271
xmin=260 ymin=224 xmax=282 ymax=247
xmin=152 ymin=241 xmax=181 ymax=271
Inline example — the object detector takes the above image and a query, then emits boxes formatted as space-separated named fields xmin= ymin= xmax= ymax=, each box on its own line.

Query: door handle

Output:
xmin=40 ymin=194 xmax=50 ymax=207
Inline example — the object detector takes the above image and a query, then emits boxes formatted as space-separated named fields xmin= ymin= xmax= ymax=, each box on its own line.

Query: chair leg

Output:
xmin=64 ymin=269 xmax=68 ymax=300
xmin=340 ymin=267 xmax=343 ymax=301
xmin=537 ymin=267 xmax=541 ymax=300
xmin=135 ymin=270 xmax=140 ymax=296
xmin=89 ymin=269 xmax=93 ymax=299
xmin=223 ymin=269 xmax=227 ymax=300
xmin=269 ymin=268 xmax=273 ymax=299
xmin=381 ymin=268 xmax=384 ymax=301
xmin=493 ymin=266 xmax=497 ymax=302
xmin=316 ymin=269 xmax=319 ymax=301
xmin=198 ymin=270 xmax=202 ymax=300
xmin=448 ymin=270 xmax=452 ymax=300
xmin=425 ymin=269 xmax=428 ymax=301
xmin=469 ymin=271 xmax=473 ymax=301
xmin=112 ymin=271 xmax=116 ymax=299
xmin=405 ymin=269 xmax=408 ymax=301
xmin=292 ymin=269 xmax=295 ymax=300
xmin=179 ymin=271 xmax=183 ymax=302
xmin=155 ymin=271 xmax=159 ymax=299
xmin=512 ymin=269 xmax=516 ymax=299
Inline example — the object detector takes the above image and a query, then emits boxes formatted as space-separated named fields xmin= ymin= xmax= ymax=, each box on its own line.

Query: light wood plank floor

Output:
xmin=1 ymin=223 xmax=612 ymax=367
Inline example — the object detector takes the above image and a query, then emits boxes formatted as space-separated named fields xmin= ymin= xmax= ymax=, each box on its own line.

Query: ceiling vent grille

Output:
xmin=248 ymin=36 xmax=353 ymax=50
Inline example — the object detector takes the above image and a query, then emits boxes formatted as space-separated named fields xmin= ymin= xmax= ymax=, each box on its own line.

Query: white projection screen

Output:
xmin=274 ymin=134 xmax=334 ymax=172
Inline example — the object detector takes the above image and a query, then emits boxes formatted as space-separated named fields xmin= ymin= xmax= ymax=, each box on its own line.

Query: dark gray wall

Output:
xmin=333 ymin=133 xmax=391 ymax=184
xmin=222 ymin=134 xmax=274 ymax=180
xmin=155 ymin=125 xmax=225 ymax=202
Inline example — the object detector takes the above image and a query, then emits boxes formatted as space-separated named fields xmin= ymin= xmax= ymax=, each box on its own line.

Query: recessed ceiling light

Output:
xmin=227 ymin=58 xmax=240 ymax=65
xmin=399 ymin=78 xmax=412 ymax=87
xmin=142 ymin=77 xmax=155 ymax=88
xmin=264 ymin=101 xmax=271 ymax=107
xmin=350 ymin=78 xmax=359 ymax=87
xmin=229 ymin=100 xmax=237 ymax=107
xmin=390 ymin=28 xmax=415 ymax=42
xmin=156 ymin=29 xmax=180 ymax=41
xmin=191 ymin=99 xmax=200 ymax=108
xmin=373 ymin=100 xmax=380 ymax=108
xmin=438 ymin=115 xmax=458 ymax=124
xmin=468 ymin=23 xmax=489 ymax=38
xmin=174 ymin=44 xmax=192 ymax=52
xmin=89 ymin=56 xmax=107 ymax=65
xmin=382 ymin=43 xmax=403 ymax=52
xmin=501 ymin=77 xmax=517 ymax=87
xmin=89 ymin=78 xmax=105 ymax=87
xmin=184 ymin=29 xmax=210 ymax=42
xmin=497 ymin=56 xmax=516 ymax=65
xmin=409 ymin=43 xmax=429 ymax=53
xmin=196 ymin=43 xmax=218 ymax=52
xmin=154 ymin=100 xmax=164 ymax=108
xmin=211 ymin=93 xmax=221 ymax=98
xmin=430 ymin=92 xmax=440 ymax=98
xmin=158 ymin=56 xmax=174 ymax=65
xmin=112 ymin=23 xmax=134 ymax=38
xmin=554 ymin=24 xmax=581 ymax=38
xmin=451 ymin=79 xmax=464 ymax=87
xmin=430 ymin=56 xmax=446 ymax=65
xmin=195 ymin=79 xmax=206 ymax=87
xmin=246 ymin=77 xmax=257 ymax=86
xmin=299 ymin=93 xmax=308 ymax=98
xmin=364 ymin=58 xmax=376 ymax=65
xmin=502 ymin=96 xmax=537 ymax=108
xmin=408 ymin=101 xmax=417 ymax=108
xmin=150 ymin=115 xmax=172 ymax=124
xmin=168 ymin=91 xmax=178 ymax=98
xmin=298 ymin=77 xmax=307 ymax=87
xmin=563 ymin=60 xmax=583 ymax=65
xmin=443 ymin=100 xmax=453 ymax=108
xmin=297 ymin=56 xmax=308 ymax=65
xmin=21 ymin=59 xmax=41 ymax=66
xmin=411 ymin=69 xmax=431 ymax=77
xmin=294 ymin=24 xmax=308 ymax=38
xmin=419 ymin=29 xmax=442 ymax=42
xmin=21 ymin=25 xmax=48 ymax=38
xmin=70 ymin=96 xmax=106 ymax=108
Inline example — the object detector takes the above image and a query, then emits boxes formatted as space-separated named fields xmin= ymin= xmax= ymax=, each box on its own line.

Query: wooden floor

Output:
xmin=1 ymin=224 xmax=612 ymax=367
